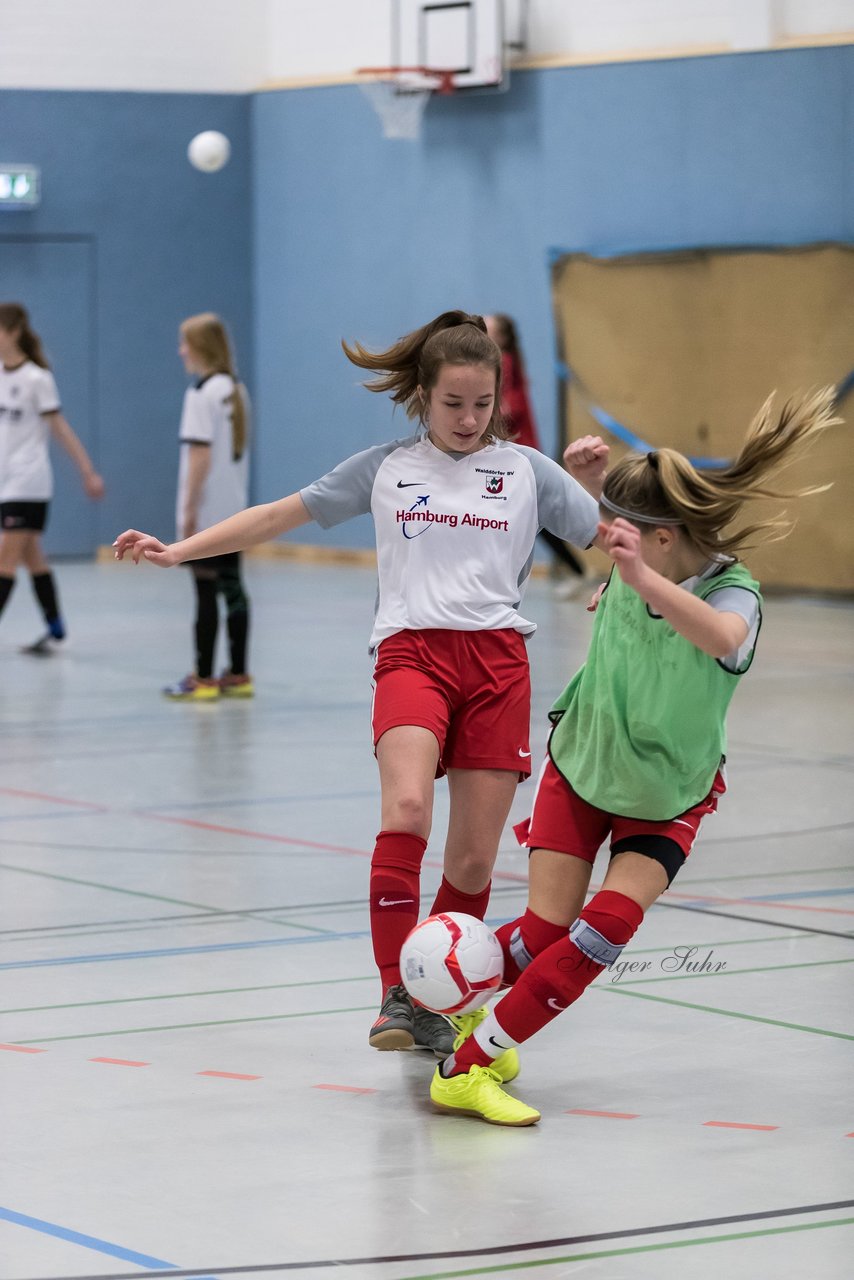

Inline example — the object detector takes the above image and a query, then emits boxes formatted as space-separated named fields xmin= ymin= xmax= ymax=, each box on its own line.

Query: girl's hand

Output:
xmin=586 ymin=581 xmax=607 ymax=612
xmin=563 ymin=435 xmax=610 ymax=497
xmin=84 ymin=471 xmax=105 ymax=500
xmin=113 ymin=530 xmax=179 ymax=567
xmin=598 ymin=518 xmax=648 ymax=591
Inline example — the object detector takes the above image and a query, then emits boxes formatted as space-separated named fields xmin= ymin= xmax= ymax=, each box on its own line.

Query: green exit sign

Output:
xmin=0 ymin=165 xmax=40 ymax=208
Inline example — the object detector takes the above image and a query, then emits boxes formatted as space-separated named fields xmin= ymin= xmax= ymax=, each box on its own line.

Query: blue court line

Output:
xmin=0 ymin=929 xmax=371 ymax=971
xmin=743 ymin=888 xmax=854 ymax=902
xmin=0 ymin=1205 xmax=176 ymax=1269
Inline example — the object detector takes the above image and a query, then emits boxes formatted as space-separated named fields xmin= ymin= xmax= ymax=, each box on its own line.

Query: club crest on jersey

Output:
xmin=485 ymin=475 xmax=503 ymax=495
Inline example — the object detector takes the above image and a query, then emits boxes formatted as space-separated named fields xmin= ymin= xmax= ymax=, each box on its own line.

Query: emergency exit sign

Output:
xmin=0 ymin=166 xmax=40 ymax=207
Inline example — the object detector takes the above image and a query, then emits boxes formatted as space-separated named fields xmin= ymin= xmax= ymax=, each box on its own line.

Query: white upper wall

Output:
xmin=0 ymin=0 xmax=852 ymax=93
xmin=0 ymin=0 xmax=268 ymax=92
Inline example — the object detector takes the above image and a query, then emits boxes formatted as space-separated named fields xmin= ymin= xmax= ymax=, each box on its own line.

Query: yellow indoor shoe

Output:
xmin=450 ymin=1006 xmax=520 ymax=1084
xmin=162 ymin=674 xmax=220 ymax=701
xmin=430 ymin=1064 xmax=540 ymax=1127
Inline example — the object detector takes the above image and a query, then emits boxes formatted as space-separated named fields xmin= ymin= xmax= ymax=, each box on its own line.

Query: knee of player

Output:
xmin=385 ymin=792 xmax=432 ymax=834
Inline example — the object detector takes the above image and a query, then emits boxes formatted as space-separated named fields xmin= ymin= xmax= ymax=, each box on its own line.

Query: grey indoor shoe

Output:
xmin=412 ymin=1004 xmax=455 ymax=1058
xmin=369 ymin=984 xmax=415 ymax=1051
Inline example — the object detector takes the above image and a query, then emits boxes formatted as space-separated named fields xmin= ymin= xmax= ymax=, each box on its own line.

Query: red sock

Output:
xmin=454 ymin=890 xmax=644 ymax=1066
xmin=369 ymin=830 xmax=427 ymax=991
xmin=429 ymin=874 xmax=490 ymax=920
xmin=495 ymin=910 xmax=567 ymax=986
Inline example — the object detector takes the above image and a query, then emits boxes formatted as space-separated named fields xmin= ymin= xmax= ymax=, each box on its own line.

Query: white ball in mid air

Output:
xmin=187 ymin=131 xmax=231 ymax=173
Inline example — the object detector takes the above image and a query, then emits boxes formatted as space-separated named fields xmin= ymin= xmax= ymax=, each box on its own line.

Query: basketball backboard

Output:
xmin=392 ymin=0 xmax=507 ymax=92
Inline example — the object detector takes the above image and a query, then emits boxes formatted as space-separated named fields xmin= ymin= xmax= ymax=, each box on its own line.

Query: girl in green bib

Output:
xmin=429 ymin=387 xmax=838 ymax=1126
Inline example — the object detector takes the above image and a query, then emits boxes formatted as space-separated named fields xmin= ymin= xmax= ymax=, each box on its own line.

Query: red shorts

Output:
xmin=516 ymin=757 xmax=726 ymax=861
xmin=372 ymin=628 xmax=532 ymax=778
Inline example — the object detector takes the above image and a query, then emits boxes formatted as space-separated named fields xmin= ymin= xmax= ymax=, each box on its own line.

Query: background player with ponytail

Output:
xmin=164 ymin=313 xmax=253 ymax=700
xmin=432 ymin=388 xmax=839 ymax=1126
xmin=0 ymin=302 xmax=104 ymax=653
xmin=114 ymin=309 xmax=599 ymax=1060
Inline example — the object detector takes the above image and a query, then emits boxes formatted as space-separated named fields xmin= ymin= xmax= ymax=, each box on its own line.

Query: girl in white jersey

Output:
xmin=0 ymin=303 xmax=104 ymax=653
xmin=114 ymin=310 xmax=600 ymax=1060
xmin=429 ymin=389 xmax=837 ymax=1125
xmin=163 ymin=313 xmax=253 ymax=701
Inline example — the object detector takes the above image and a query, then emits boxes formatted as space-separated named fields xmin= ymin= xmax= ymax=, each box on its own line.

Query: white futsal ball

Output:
xmin=400 ymin=912 xmax=504 ymax=1015
xmin=187 ymin=131 xmax=231 ymax=173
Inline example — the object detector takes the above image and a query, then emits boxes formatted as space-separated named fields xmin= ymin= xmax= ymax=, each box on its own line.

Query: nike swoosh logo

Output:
xmin=547 ymin=998 xmax=567 ymax=1011
xmin=518 ymin=749 xmax=532 ymax=758
xmin=489 ymin=1036 xmax=511 ymax=1051
xmin=396 ymin=480 xmax=427 ymax=488
xmin=378 ymin=897 xmax=414 ymax=907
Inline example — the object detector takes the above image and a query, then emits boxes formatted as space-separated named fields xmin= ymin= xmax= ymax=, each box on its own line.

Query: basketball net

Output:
xmin=357 ymin=67 xmax=456 ymax=140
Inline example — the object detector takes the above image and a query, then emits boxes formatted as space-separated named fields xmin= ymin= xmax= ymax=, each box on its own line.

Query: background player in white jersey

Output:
xmin=0 ymin=302 xmax=104 ymax=653
xmin=163 ymin=313 xmax=253 ymax=701
xmin=114 ymin=310 xmax=600 ymax=1060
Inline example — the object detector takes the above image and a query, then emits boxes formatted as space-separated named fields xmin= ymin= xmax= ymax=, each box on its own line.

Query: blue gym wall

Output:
xmin=0 ymin=90 xmax=252 ymax=551
xmin=252 ymin=45 xmax=854 ymax=549
xmin=1 ymin=47 xmax=852 ymax=555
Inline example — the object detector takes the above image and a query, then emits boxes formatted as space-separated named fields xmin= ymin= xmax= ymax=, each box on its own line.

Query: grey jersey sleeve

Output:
xmin=707 ymin=586 xmax=761 ymax=673
xmin=514 ymin=446 xmax=600 ymax=548
xmin=300 ymin=437 xmax=410 ymax=529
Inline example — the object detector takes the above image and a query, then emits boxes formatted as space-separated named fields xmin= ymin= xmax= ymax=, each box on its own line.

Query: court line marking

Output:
xmin=394 ymin=1217 xmax=854 ymax=1279
xmin=656 ymin=898 xmax=854 ymax=941
xmin=665 ymin=888 xmax=854 ymax=916
xmin=611 ymin=954 xmax=854 ymax=986
xmin=16 ymin=1202 xmax=854 ymax=1279
xmin=0 ymin=930 xmax=371 ymax=973
xmin=602 ymin=985 xmax=854 ymax=1040
xmin=313 ymin=1083 xmax=377 ymax=1095
xmin=0 ymin=788 xmax=106 ymax=811
xmin=197 ymin=1070 xmax=261 ymax=1081
xmin=0 ymin=862 xmax=333 ymax=937
xmin=0 ymin=937 xmax=800 ymax=1014
xmin=0 ymin=1204 xmax=175 ymax=1269
xmin=703 ymin=1121 xmax=779 ymax=1131
xmin=89 ymin=1057 xmax=150 ymax=1067
xmin=567 ymin=1108 xmax=638 ymax=1119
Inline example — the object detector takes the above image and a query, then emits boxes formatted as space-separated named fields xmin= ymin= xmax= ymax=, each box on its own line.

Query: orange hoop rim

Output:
xmin=356 ymin=65 xmax=457 ymax=95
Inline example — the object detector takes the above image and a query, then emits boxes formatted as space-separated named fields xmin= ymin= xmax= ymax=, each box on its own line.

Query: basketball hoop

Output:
xmin=356 ymin=66 xmax=456 ymax=140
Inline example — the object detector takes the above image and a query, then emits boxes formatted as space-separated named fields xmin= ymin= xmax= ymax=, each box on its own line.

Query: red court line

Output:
xmin=196 ymin=1070 xmax=262 ymax=1081
xmin=89 ymin=1057 xmax=150 ymax=1067
xmin=313 ymin=1083 xmax=377 ymax=1095
xmin=0 ymin=787 xmax=106 ymax=812
xmin=0 ymin=1043 xmax=47 ymax=1054
xmin=703 ymin=1121 xmax=779 ymax=1131
xmin=666 ymin=889 xmax=854 ymax=917
xmin=567 ymin=1109 xmax=639 ymax=1119
xmin=145 ymin=814 xmax=379 ymax=858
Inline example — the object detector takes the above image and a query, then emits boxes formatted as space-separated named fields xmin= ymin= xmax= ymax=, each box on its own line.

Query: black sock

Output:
xmin=226 ymin=607 xmax=249 ymax=676
xmin=219 ymin=562 xmax=250 ymax=675
xmin=193 ymin=575 xmax=219 ymax=679
xmin=0 ymin=573 xmax=15 ymax=620
xmin=31 ymin=572 xmax=65 ymax=636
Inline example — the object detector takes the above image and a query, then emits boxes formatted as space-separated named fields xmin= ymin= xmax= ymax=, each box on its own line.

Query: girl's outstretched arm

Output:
xmin=114 ymin=493 xmax=312 ymax=567
xmin=601 ymin=518 xmax=749 ymax=659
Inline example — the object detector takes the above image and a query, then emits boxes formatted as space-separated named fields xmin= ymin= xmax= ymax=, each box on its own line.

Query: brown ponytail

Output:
xmin=342 ymin=309 xmax=507 ymax=442
xmin=0 ymin=303 xmax=50 ymax=368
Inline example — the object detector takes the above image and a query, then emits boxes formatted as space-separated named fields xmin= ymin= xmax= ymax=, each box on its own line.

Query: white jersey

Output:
xmin=176 ymin=372 xmax=250 ymax=539
xmin=0 ymin=360 xmax=61 ymax=502
xmin=301 ymin=432 xmax=599 ymax=650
